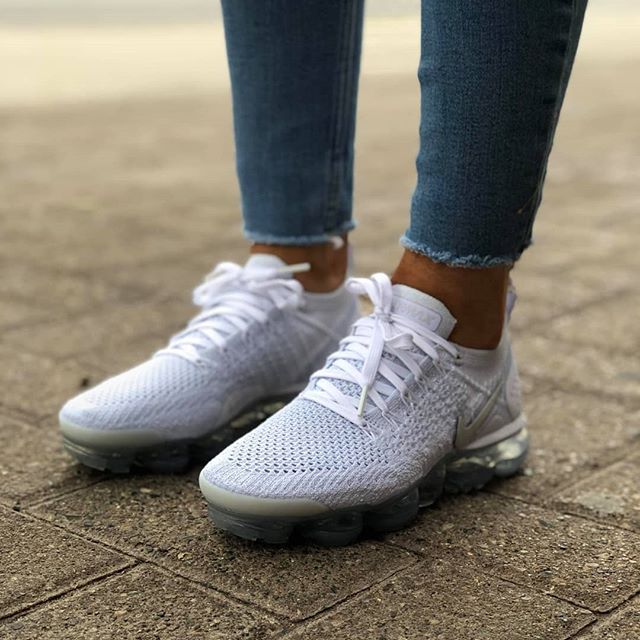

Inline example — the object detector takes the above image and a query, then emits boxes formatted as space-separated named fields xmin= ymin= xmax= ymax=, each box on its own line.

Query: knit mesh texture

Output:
xmin=202 ymin=360 xmax=474 ymax=509
xmin=84 ymin=358 xmax=204 ymax=406
xmin=61 ymin=355 xmax=221 ymax=434
xmin=60 ymin=297 xmax=357 ymax=437
xmin=203 ymin=289 xmax=519 ymax=509
xmin=227 ymin=399 xmax=387 ymax=473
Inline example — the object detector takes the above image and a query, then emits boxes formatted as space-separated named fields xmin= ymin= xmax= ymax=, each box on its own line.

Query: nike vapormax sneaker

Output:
xmin=59 ymin=255 xmax=359 ymax=473
xmin=200 ymin=273 xmax=529 ymax=545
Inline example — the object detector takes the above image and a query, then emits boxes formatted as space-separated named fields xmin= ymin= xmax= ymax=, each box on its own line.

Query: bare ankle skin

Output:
xmin=251 ymin=236 xmax=349 ymax=293
xmin=391 ymin=249 xmax=510 ymax=350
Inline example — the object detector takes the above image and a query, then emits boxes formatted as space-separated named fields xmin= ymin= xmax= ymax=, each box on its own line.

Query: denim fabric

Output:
xmin=221 ymin=0 xmax=364 ymax=244
xmin=221 ymin=0 xmax=587 ymax=265
xmin=404 ymin=0 xmax=588 ymax=265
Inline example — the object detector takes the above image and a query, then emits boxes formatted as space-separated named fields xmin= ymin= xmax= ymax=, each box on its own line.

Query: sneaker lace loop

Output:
xmin=155 ymin=261 xmax=309 ymax=364
xmin=304 ymin=273 xmax=458 ymax=427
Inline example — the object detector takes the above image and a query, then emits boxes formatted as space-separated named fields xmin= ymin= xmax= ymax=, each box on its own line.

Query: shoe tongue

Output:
xmin=391 ymin=284 xmax=456 ymax=338
xmin=244 ymin=254 xmax=291 ymax=277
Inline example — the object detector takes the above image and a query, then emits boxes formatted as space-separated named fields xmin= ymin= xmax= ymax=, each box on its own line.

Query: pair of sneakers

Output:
xmin=59 ymin=254 xmax=528 ymax=546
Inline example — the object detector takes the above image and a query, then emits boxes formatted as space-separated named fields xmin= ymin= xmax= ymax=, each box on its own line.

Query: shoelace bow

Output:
xmin=303 ymin=273 xmax=459 ymax=427
xmin=156 ymin=261 xmax=310 ymax=364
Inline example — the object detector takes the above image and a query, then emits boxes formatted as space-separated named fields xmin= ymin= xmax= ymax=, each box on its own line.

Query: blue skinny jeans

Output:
xmin=220 ymin=0 xmax=587 ymax=267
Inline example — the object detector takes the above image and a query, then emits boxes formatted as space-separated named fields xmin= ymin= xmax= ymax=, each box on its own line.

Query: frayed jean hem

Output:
xmin=244 ymin=221 xmax=356 ymax=246
xmin=400 ymin=234 xmax=531 ymax=268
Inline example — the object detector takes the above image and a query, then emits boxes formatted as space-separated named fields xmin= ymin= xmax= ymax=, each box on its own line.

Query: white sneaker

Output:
xmin=200 ymin=273 xmax=529 ymax=545
xmin=59 ymin=255 xmax=359 ymax=473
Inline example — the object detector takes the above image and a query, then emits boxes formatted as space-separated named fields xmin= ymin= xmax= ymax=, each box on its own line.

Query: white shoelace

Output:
xmin=303 ymin=273 xmax=459 ymax=427
xmin=155 ymin=261 xmax=310 ymax=365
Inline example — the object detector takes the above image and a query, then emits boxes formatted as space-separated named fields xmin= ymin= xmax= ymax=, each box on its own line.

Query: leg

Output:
xmin=221 ymin=0 xmax=365 ymax=291
xmin=59 ymin=2 xmax=366 ymax=471
xmin=200 ymin=1 xmax=589 ymax=545
xmin=394 ymin=0 xmax=588 ymax=347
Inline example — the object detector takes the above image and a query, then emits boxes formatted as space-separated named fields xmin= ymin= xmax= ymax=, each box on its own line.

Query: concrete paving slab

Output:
xmin=0 ymin=414 xmax=101 ymax=508
xmin=0 ymin=98 xmax=236 ymax=242
xmin=4 ymin=297 xmax=193 ymax=360
xmin=554 ymin=449 xmax=640 ymax=533
xmin=578 ymin=596 xmax=640 ymax=640
xmin=492 ymin=390 xmax=640 ymax=501
xmin=516 ymin=223 xmax=636 ymax=276
xmin=507 ymin=270 xmax=617 ymax=332
xmin=388 ymin=493 xmax=640 ymax=612
xmin=0 ymin=299 xmax=46 ymax=331
xmin=0 ymin=264 xmax=141 ymax=316
xmin=1 ymin=220 xmax=214 ymax=276
xmin=79 ymin=333 xmax=167 ymax=377
xmin=0 ymin=506 xmax=132 ymax=618
xmin=0 ymin=344 xmax=102 ymax=419
xmin=286 ymin=560 xmax=595 ymax=640
xmin=102 ymin=253 xmax=218 ymax=302
xmin=1 ymin=11 xmax=638 ymax=638
xmin=515 ymin=335 xmax=640 ymax=401
xmin=30 ymin=475 xmax=418 ymax=620
xmin=1 ymin=564 xmax=282 ymax=640
xmin=563 ymin=261 xmax=639 ymax=300
xmin=546 ymin=292 xmax=640 ymax=353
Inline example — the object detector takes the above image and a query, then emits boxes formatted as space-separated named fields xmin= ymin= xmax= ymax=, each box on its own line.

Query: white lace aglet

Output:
xmin=279 ymin=262 xmax=311 ymax=275
xmin=357 ymin=384 xmax=369 ymax=417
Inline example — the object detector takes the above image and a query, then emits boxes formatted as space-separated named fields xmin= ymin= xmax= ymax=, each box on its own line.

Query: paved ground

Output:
xmin=1 ymin=13 xmax=639 ymax=640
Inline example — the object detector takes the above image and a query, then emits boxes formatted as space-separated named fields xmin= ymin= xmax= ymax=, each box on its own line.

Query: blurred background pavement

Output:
xmin=0 ymin=2 xmax=639 ymax=639
xmin=0 ymin=1 xmax=639 ymax=106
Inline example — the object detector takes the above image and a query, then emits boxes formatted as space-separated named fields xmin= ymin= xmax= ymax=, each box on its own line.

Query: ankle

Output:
xmin=251 ymin=237 xmax=349 ymax=293
xmin=391 ymin=250 xmax=510 ymax=350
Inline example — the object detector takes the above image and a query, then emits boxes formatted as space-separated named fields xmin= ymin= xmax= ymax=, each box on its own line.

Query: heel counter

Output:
xmin=505 ymin=350 xmax=523 ymax=420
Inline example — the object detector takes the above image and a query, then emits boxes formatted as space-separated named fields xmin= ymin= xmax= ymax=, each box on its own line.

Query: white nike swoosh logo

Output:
xmin=454 ymin=378 xmax=505 ymax=450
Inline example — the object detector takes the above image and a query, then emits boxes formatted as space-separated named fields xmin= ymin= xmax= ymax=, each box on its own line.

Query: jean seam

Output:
xmin=519 ymin=0 xmax=586 ymax=249
xmin=323 ymin=0 xmax=360 ymax=235
xmin=490 ymin=0 xmax=585 ymax=259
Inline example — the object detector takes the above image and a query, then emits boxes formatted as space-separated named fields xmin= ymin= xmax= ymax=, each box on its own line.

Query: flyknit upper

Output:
xmin=201 ymin=357 xmax=469 ymax=508
xmin=60 ymin=256 xmax=359 ymax=439
xmin=201 ymin=280 xmax=519 ymax=510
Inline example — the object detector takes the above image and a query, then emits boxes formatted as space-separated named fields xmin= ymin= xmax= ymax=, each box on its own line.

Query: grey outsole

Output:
xmin=205 ymin=428 xmax=530 ymax=546
xmin=62 ymin=396 xmax=296 ymax=474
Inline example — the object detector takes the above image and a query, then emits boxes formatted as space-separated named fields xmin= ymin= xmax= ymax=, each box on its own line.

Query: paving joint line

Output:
xmin=22 ymin=476 xmax=111 ymax=511
xmin=21 ymin=495 xmax=427 ymax=624
xmin=542 ymin=444 xmax=640 ymax=501
xmin=515 ymin=284 xmax=634 ymax=332
xmin=272 ymin=555 xmax=426 ymax=638
xmin=1 ymin=294 xmax=183 ymax=354
xmin=379 ymin=536 xmax=599 ymax=614
xmin=276 ymin=556 xmax=598 ymax=640
xmin=382 ymin=492 xmax=640 ymax=613
xmin=0 ymin=404 xmax=40 ymax=425
xmin=521 ymin=372 xmax=640 ymax=407
xmin=0 ymin=563 xmax=139 ymax=625
xmin=565 ymin=616 xmax=599 ymax=640
xmin=567 ymin=592 xmax=640 ymax=639
xmin=543 ymin=503 xmax=640 ymax=538
xmin=20 ymin=503 xmax=293 ymax=623
xmin=479 ymin=489 xmax=640 ymax=539
xmin=487 ymin=442 xmax=640 ymax=506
